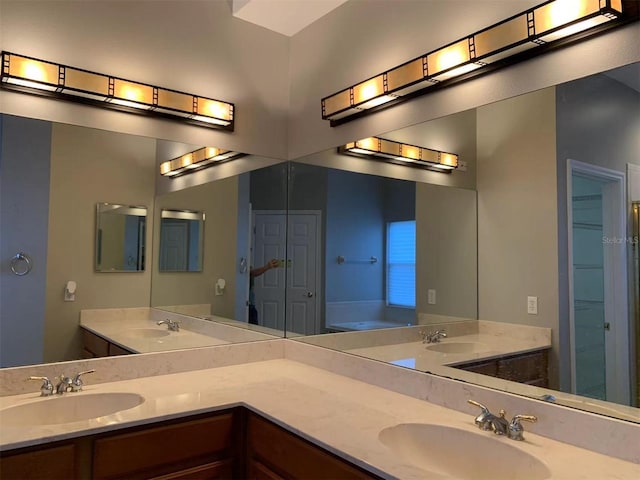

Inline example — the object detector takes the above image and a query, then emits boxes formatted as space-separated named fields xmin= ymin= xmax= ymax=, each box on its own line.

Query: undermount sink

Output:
xmin=379 ymin=423 xmax=551 ymax=480
xmin=0 ymin=392 xmax=145 ymax=426
xmin=124 ymin=328 xmax=171 ymax=338
xmin=426 ymin=341 xmax=489 ymax=354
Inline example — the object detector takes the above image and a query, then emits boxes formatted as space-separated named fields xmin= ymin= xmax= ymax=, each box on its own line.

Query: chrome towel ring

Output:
xmin=10 ymin=252 xmax=32 ymax=276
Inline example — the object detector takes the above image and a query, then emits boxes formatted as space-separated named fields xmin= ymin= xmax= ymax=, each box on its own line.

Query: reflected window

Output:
xmin=387 ymin=220 xmax=416 ymax=307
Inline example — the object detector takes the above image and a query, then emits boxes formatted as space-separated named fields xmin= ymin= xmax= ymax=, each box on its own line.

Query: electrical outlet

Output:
xmin=428 ymin=289 xmax=437 ymax=305
xmin=527 ymin=296 xmax=538 ymax=315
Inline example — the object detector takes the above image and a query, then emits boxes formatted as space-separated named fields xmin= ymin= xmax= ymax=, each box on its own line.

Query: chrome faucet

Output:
xmin=157 ymin=319 xmax=180 ymax=331
xmin=56 ymin=374 xmax=73 ymax=394
xmin=508 ymin=414 xmax=538 ymax=441
xmin=28 ymin=376 xmax=54 ymax=396
xmin=422 ymin=329 xmax=447 ymax=343
xmin=468 ymin=400 xmax=537 ymax=440
xmin=55 ymin=369 xmax=95 ymax=394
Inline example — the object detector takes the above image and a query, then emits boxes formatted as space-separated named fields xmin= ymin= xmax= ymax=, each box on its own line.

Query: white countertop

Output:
xmin=81 ymin=318 xmax=231 ymax=353
xmin=1 ymin=358 xmax=638 ymax=479
xmin=347 ymin=333 xmax=550 ymax=369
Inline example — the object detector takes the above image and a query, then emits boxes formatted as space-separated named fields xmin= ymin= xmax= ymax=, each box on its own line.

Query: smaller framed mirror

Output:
xmin=95 ymin=203 xmax=147 ymax=272
xmin=159 ymin=209 xmax=205 ymax=272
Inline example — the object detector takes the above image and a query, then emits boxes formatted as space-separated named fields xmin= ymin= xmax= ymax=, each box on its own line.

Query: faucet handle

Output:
xmin=71 ymin=369 xmax=95 ymax=392
xmin=28 ymin=376 xmax=54 ymax=396
xmin=508 ymin=414 xmax=537 ymax=441
xmin=468 ymin=400 xmax=493 ymax=430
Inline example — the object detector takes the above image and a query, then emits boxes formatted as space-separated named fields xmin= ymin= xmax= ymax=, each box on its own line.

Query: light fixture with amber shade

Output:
xmin=159 ymin=146 xmax=245 ymax=177
xmin=322 ymin=0 xmax=637 ymax=125
xmin=1 ymin=52 xmax=234 ymax=130
xmin=339 ymin=137 xmax=458 ymax=173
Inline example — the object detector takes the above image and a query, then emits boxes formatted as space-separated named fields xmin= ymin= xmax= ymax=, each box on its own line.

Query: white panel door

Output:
xmin=287 ymin=213 xmax=321 ymax=335
xmin=252 ymin=212 xmax=286 ymax=331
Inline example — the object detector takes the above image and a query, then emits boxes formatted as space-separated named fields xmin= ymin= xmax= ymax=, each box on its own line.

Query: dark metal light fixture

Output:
xmin=339 ymin=137 xmax=458 ymax=173
xmin=160 ymin=146 xmax=245 ymax=177
xmin=1 ymin=52 xmax=235 ymax=130
xmin=322 ymin=0 xmax=637 ymax=126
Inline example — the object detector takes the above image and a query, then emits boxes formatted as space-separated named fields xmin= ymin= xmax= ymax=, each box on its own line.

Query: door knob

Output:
xmin=305 ymin=291 xmax=314 ymax=298
xmin=604 ymin=322 xmax=611 ymax=331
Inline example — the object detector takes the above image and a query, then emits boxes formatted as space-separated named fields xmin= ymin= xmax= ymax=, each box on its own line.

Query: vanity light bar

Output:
xmin=322 ymin=0 xmax=636 ymax=126
xmin=160 ymin=146 xmax=245 ymax=177
xmin=339 ymin=137 xmax=458 ymax=173
xmin=0 ymin=52 xmax=235 ymax=131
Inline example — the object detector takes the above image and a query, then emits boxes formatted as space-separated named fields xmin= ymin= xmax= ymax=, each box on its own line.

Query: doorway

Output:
xmin=567 ymin=159 xmax=630 ymax=404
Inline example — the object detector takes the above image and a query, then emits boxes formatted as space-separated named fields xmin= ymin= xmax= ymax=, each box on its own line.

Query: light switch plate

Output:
xmin=428 ymin=289 xmax=437 ymax=305
xmin=527 ymin=296 xmax=538 ymax=315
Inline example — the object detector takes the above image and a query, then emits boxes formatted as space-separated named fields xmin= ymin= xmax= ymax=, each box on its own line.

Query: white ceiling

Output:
xmin=232 ymin=0 xmax=349 ymax=37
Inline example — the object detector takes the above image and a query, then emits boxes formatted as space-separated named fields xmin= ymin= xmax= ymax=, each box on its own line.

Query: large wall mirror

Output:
xmin=294 ymin=62 xmax=640 ymax=424
xmin=0 ymin=62 xmax=637 ymax=426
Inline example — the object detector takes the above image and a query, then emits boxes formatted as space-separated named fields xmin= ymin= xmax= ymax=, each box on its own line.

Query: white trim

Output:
xmin=567 ymin=159 xmax=630 ymax=404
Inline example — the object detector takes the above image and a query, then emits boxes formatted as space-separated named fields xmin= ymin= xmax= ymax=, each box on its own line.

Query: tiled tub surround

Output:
xmin=1 ymin=341 xmax=639 ymax=478
xmin=80 ymin=307 xmax=278 ymax=353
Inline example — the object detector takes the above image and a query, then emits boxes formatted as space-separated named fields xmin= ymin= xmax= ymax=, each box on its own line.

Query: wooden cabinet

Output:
xmin=245 ymin=411 xmax=381 ymax=480
xmin=456 ymin=349 xmax=549 ymax=387
xmin=0 ymin=443 xmax=78 ymax=480
xmin=93 ymin=413 xmax=238 ymax=480
xmin=1 ymin=408 xmax=381 ymax=480
xmin=81 ymin=328 xmax=133 ymax=358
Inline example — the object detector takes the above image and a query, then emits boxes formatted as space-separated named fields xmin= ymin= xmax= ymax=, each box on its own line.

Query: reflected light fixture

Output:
xmin=160 ymin=146 xmax=245 ymax=177
xmin=1 ymin=52 xmax=234 ymax=130
xmin=322 ymin=0 xmax=637 ymax=126
xmin=339 ymin=137 xmax=458 ymax=173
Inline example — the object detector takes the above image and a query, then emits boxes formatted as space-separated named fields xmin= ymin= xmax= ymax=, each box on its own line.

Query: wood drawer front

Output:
xmin=497 ymin=350 xmax=548 ymax=383
xmin=0 ymin=444 xmax=76 ymax=480
xmin=247 ymin=413 xmax=379 ymax=480
xmin=108 ymin=342 xmax=132 ymax=356
xmin=458 ymin=359 xmax=498 ymax=377
xmin=152 ymin=460 xmax=234 ymax=480
xmin=247 ymin=459 xmax=285 ymax=480
xmin=82 ymin=329 xmax=109 ymax=357
xmin=93 ymin=413 xmax=235 ymax=480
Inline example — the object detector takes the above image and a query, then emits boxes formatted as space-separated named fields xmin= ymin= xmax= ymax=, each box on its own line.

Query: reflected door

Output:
xmin=286 ymin=212 xmax=321 ymax=335
xmin=569 ymin=161 xmax=630 ymax=405
xmin=252 ymin=212 xmax=286 ymax=331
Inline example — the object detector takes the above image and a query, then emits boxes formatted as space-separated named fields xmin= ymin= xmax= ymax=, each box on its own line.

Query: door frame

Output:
xmin=567 ymin=158 xmax=629 ymax=404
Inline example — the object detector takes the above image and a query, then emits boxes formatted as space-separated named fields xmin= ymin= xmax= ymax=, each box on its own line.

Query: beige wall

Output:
xmin=476 ymin=87 xmax=560 ymax=387
xmin=151 ymin=177 xmax=239 ymax=319
xmin=44 ymin=124 xmax=157 ymax=362
xmin=0 ymin=0 xmax=290 ymax=159
xmin=417 ymin=184 xmax=478 ymax=320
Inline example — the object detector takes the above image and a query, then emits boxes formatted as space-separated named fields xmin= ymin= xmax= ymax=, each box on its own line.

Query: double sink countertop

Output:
xmin=1 ymin=355 xmax=639 ymax=479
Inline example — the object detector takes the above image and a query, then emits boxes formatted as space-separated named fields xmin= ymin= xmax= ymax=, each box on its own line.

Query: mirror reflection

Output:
xmin=95 ymin=203 xmax=147 ymax=272
xmin=159 ymin=209 xmax=204 ymax=272
xmin=294 ymin=62 xmax=640 ymax=423
xmin=1 ymin=61 xmax=637 ymax=426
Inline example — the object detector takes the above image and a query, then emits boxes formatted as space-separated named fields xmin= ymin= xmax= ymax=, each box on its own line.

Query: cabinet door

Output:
xmin=0 ymin=444 xmax=76 ymax=480
xmin=152 ymin=460 xmax=234 ymax=480
xmin=93 ymin=413 xmax=236 ymax=480
xmin=246 ymin=412 xmax=380 ymax=480
xmin=81 ymin=329 xmax=109 ymax=357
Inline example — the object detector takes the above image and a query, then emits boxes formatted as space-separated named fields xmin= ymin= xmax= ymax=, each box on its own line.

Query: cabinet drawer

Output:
xmin=93 ymin=413 xmax=235 ymax=480
xmin=497 ymin=350 xmax=548 ymax=383
xmin=81 ymin=329 xmax=109 ymax=357
xmin=247 ymin=413 xmax=379 ymax=480
xmin=108 ymin=342 xmax=132 ymax=356
xmin=458 ymin=359 xmax=498 ymax=376
xmin=152 ymin=460 xmax=233 ymax=480
xmin=0 ymin=444 xmax=76 ymax=480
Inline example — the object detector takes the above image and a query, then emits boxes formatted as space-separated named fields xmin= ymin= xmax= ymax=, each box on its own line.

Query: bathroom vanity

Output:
xmin=1 ymin=340 xmax=638 ymax=480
